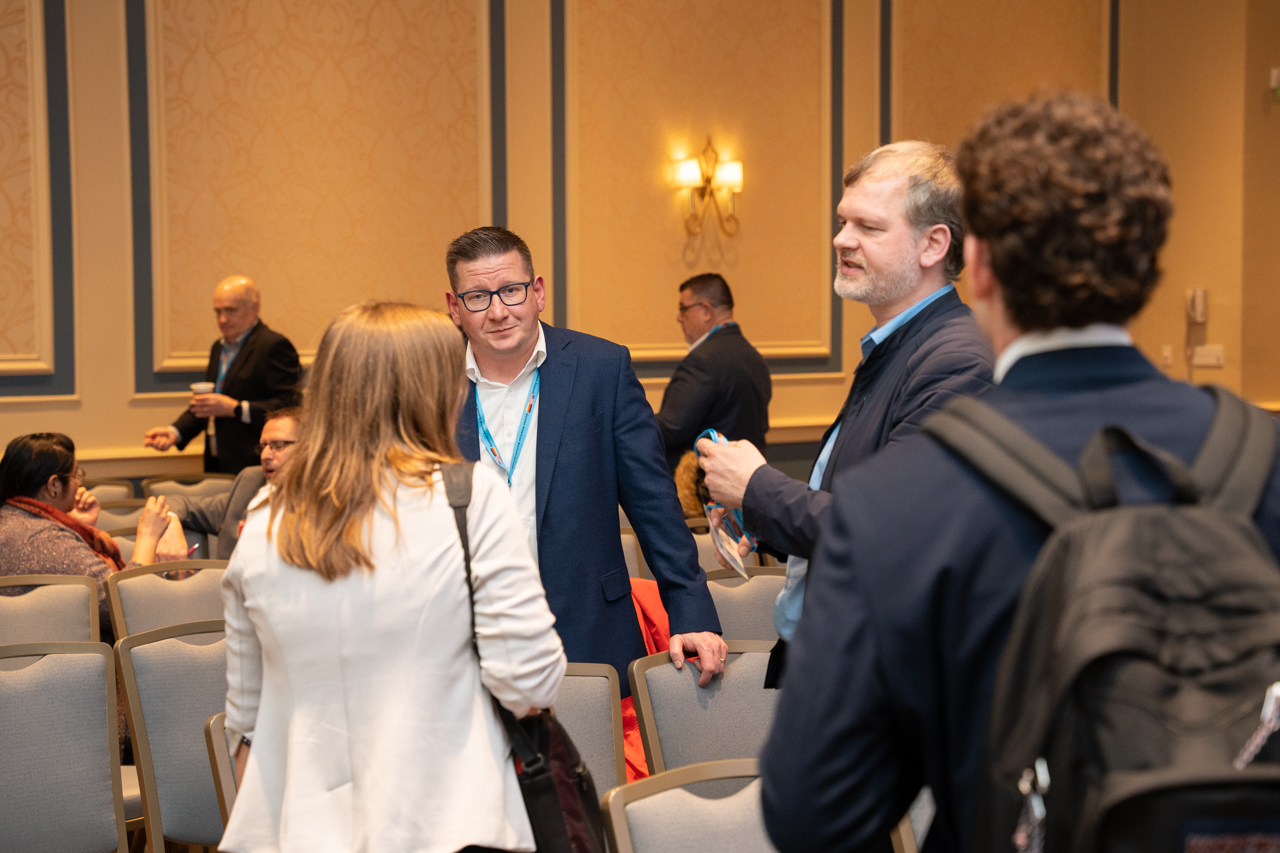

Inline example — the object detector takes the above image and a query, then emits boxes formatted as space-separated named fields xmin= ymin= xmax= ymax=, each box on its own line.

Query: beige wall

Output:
xmin=1242 ymin=0 xmax=1280 ymax=406
xmin=1 ymin=0 xmax=1275 ymax=481
xmin=1121 ymin=0 xmax=1248 ymax=393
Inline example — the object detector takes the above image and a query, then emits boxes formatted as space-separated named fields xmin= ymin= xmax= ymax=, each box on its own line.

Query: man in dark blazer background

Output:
xmin=698 ymin=141 xmax=993 ymax=669
xmin=657 ymin=273 xmax=771 ymax=472
xmin=143 ymin=275 xmax=301 ymax=474
xmin=444 ymin=227 xmax=726 ymax=699
xmin=759 ymin=94 xmax=1280 ymax=852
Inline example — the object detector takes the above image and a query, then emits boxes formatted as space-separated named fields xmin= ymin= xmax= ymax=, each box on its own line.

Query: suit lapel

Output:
xmin=535 ymin=325 xmax=577 ymax=535
xmin=457 ymin=382 xmax=481 ymax=462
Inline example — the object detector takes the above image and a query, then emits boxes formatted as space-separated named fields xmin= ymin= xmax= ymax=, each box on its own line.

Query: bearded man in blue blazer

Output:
xmin=444 ymin=227 xmax=726 ymax=697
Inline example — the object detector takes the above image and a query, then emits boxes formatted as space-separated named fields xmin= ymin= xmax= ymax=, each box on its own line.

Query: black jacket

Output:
xmin=743 ymin=289 xmax=993 ymax=559
xmin=173 ymin=321 xmax=301 ymax=474
xmin=657 ymin=323 xmax=772 ymax=471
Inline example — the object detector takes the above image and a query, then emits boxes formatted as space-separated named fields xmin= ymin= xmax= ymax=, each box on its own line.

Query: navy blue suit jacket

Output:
xmin=457 ymin=323 xmax=721 ymax=695
xmin=759 ymin=347 xmax=1280 ymax=852
xmin=744 ymin=289 xmax=993 ymax=560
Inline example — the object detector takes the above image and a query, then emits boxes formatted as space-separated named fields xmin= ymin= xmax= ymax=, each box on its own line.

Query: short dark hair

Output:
xmin=445 ymin=227 xmax=534 ymax=291
xmin=266 ymin=406 xmax=302 ymax=425
xmin=679 ymin=273 xmax=734 ymax=310
xmin=956 ymin=93 xmax=1172 ymax=331
xmin=844 ymin=141 xmax=965 ymax=281
xmin=0 ymin=432 xmax=75 ymax=503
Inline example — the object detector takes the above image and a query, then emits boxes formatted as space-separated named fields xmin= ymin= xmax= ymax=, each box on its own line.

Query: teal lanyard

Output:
xmin=476 ymin=369 xmax=540 ymax=489
xmin=706 ymin=320 xmax=737 ymax=338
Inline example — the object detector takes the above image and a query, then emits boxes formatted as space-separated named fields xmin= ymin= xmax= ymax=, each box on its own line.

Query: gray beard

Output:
xmin=833 ymin=259 xmax=918 ymax=306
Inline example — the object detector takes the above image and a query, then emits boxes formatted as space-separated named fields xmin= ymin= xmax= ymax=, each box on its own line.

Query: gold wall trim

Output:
xmin=0 ymin=0 xmax=56 ymax=375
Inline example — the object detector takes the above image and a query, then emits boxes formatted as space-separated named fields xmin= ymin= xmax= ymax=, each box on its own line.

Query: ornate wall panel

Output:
xmin=0 ymin=0 xmax=53 ymax=375
xmin=145 ymin=0 xmax=484 ymax=371
xmin=564 ymin=0 xmax=833 ymax=363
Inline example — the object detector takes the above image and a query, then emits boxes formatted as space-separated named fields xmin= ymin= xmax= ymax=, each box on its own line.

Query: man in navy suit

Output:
xmin=759 ymin=94 xmax=1280 ymax=851
xmin=444 ymin=227 xmax=726 ymax=697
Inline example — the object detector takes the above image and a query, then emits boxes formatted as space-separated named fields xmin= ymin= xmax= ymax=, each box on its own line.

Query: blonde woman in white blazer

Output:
xmin=220 ymin=302 xmax=566 ymax=853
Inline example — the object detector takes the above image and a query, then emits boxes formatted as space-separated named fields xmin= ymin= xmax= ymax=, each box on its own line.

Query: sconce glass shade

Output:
xmin=713 ymin=161 xmax=743 ymax=191
xmin=673 ymin=158 xmax=704 ymax=188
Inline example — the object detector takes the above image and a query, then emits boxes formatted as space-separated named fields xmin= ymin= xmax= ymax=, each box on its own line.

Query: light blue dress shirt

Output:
xmin=773 ymin=285 xmax=955 ymax=641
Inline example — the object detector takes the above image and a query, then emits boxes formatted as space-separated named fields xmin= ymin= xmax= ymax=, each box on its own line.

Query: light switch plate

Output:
xmin=1271 ymin=67 xmax=1280 ymax=89
xmin=1191 ymin=344 xmax=1225 ymax=368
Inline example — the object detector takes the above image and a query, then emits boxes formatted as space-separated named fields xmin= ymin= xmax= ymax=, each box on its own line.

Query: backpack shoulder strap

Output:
xmin=922 ymin=396 xmax=1087 ymax=529
xmin=1193 ymin=385 xmax=1278 ymax=515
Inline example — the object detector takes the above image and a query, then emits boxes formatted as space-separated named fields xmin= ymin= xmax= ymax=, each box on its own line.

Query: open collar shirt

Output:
xmin=466 ymin=324 xmax=548 ymax=565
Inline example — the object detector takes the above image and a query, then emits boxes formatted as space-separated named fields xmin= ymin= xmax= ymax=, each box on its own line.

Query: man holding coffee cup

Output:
xmin=143 ymin=275 xmax=301 ymax=474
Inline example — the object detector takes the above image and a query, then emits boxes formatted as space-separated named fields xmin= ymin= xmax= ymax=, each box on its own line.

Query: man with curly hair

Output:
xmin=759 ymin=93 xmax=1280 ymax=851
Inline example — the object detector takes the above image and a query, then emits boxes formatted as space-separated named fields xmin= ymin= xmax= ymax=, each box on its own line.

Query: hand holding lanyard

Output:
xmin=477 ymin=370 xmax=540 ymax=489
xmin=695 ymin=428 xmax=758 ymax=552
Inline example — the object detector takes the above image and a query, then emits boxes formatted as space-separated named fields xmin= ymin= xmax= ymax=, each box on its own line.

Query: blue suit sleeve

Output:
xmin=612 ymin=347 xmax=721 ymax=636
xmin=761 ymin=472 xmax=915 ymax=852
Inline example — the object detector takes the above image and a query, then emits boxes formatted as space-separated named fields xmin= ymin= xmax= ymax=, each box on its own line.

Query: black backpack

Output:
xmin=922 ymin=386 xmax=1280 ymax=853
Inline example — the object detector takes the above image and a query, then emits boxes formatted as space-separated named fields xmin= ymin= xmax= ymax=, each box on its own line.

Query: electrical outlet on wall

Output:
xmin=1161 ymin=345 xmax=1174 ymax=368
xmin=1191 ymin=344 xmax=1225 ymax=369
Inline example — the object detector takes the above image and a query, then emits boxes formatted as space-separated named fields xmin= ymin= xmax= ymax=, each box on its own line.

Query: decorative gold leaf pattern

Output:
xmin=156 ymin=0 xmax=481 ymax=358
xmin=0 ymin=0 xmax=35 ymax=359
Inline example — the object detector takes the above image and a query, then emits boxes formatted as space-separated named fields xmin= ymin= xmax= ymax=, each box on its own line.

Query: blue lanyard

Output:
xmin=707 ymin=320 xmax=737 ymax=337
xmin=477 ymin=369 xmax=540 ymax=489
xmin=694 ymin=428 xmax=757 ymax=550
xmin=215 ymin=347 xmax=236 ymax=394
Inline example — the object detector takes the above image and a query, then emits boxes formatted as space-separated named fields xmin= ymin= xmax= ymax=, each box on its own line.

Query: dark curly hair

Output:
xmin=955 ymin=93 xmax=1172 ymax=331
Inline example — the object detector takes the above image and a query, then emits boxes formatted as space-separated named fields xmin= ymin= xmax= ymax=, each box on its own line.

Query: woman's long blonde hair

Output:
xmin=270 ymin=301 xmax=465 ymax=580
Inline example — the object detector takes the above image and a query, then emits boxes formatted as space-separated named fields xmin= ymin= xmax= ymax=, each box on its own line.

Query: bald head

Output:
xmin=213 ymin=275 xmax=260 ymax=341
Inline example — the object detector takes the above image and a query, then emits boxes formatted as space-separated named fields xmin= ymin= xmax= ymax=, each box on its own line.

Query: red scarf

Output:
xmin=7 ymin=496 xmax=127 ymax=571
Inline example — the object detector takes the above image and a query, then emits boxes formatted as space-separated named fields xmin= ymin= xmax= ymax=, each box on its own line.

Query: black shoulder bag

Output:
xmin=440 ymin=461 xmax=607 ymax=853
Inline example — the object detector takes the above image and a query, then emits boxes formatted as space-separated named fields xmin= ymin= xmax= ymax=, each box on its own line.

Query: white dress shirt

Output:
xmin=467 ymin=324 xmax=548 ymax=564
xmin=994 ymin=323 xmax=1134 ymax=383
xmin=221 ymin=466 xmax=566 ymax=853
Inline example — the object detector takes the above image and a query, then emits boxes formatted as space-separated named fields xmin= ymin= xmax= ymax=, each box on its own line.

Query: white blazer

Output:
xmin=220 ymin=465 xmax=566 ymax=853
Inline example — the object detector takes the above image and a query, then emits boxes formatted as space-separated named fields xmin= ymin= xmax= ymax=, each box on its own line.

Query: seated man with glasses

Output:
xmin=166 ymin=407 xmax=301 ymax=560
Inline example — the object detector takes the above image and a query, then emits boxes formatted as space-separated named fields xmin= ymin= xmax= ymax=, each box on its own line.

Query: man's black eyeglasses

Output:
xmin=255 ymin=440 xmax=296 ymax=454
xmin=457 ymin=282 xmax=532 ymax=312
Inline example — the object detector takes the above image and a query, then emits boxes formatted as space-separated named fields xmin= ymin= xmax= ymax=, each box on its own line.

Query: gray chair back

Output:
xmin=97 ymin=499 xmax=146 ymax=530
xmin=84 ymin=479 xmax=135 ymax=501
xmin=117 ymin=620 xmax=226 ymax=847
xmin=693 ymin=532 xmax=761 ymax=572
xmin=204 ymin=712 xmax=237 ymax=827
xmin=106 ymin=563 xmax=227 ymax=638
xmin=621 ymin=529 xmax=646 ymax=579
xmin=704 ymin=572 xmax=786 ymax=642
xmin=629 ymin=641 xmax=777 ymax=794
xmin=553 ymin=663 xmax=626 ymax=790
xmin=141 ymin=474 xmax=235 ymax=500
xmin=602 ymin=759 xmax=774 ymax=853
xmin=0 ymin=575 xmax=99 ymax=643
xmin=0 ymin=642 xmax=128 ymax=853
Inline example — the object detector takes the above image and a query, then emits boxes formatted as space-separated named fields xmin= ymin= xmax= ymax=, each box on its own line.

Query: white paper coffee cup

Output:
xmin=190 ymin=382 xmax=215 ymax=394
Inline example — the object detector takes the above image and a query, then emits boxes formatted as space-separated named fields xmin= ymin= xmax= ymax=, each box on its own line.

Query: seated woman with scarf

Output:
xmin=0 ymin=432 xmax=180 ymax=641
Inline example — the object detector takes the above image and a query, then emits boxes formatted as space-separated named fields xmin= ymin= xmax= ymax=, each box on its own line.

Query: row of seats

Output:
xmin=0 ymin=564 xmax=919 ymax=851
xmin=83 ymin=474 xmax=237 ymax=503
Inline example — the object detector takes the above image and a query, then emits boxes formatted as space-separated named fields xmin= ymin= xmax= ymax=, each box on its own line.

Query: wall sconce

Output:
xmin=673 ymin=137 xmax=743 ymax=236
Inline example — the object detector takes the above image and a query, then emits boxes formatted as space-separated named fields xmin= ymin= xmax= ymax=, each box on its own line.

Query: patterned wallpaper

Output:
xmin=0 ymin=0 xmax=35 ymax=360
xmin=569 ymin=0 xmax=830 ymax=359
xmin=154 ymin=0 xmax=482 ymax=361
